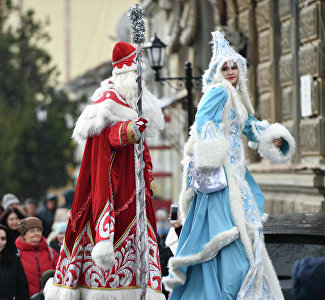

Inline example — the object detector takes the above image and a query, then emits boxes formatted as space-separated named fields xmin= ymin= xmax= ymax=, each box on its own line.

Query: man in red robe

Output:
xmin=45 ymin=41 xmax=165 ymax=300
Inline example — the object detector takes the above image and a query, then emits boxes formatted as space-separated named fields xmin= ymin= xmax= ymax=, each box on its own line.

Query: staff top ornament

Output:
xmin=128 ymin=4 xmax=146 ymax=45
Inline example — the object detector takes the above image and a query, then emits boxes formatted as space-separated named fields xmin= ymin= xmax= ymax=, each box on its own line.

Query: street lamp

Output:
xmin=144 ymin=35 xmax=201 ymax=132
xmin=36 ymin=103 xmax=48 ymax=196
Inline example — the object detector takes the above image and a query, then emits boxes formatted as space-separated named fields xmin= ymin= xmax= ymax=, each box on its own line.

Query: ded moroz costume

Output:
xmin=44 ymin=41 xmax=165 ymax=300
xmin=163 ymin=31 xmax=295 ymax=299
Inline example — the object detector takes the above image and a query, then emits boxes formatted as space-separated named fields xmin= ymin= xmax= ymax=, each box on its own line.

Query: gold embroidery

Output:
xmin=127 ymin=121 xmax=138 ymax=144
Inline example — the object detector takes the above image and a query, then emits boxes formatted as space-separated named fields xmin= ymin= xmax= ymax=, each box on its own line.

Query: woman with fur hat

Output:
xmin=0 ymin=224 xmax=29 ymax=300
xmin=163 ymin=31 xmax=295 ymax=299
xmin=15 ymin=217 xmax=58 ymax=298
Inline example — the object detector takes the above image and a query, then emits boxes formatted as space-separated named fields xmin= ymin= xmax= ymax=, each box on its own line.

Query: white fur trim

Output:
xmin=179 ymin=187 xmax=194 ymax=223
xmin=194 ymin=136 xmax=229 ymax=169
xmin=178 ymin=154 xmax=194 ymax=223
xmin=91 ymin=240 xmax=115 ymax=270
xmin=90 ymin=79 xmax=114 ymax=102
xmin=163 ymin=226 xmax=239 ymax=291
xmin=72 ymin=86 xmax=164 ymax=144
xmin=44 ymin=278 xmax=81 ymax=300
xmin=224 ymin=160 xmax=254 ymax=264
xmin=44 ymin=278 xmax=165 ymax=300
xmin=183 ymin=125 xmax=197 ymax=156
xmin=79 ymin=286 xmax=164 ymax=300
xmin=141 ymin=86 xmax=165 ymax=137
xmin=257 ymin=123 xmax=296 ymax=164
xmin=248 ymin=141 xmax=259 ymax=150
xmin=262 ymin=244 xmax=285 ymax=300
xmin=194 ymin=122 xmax=230 ymax=170
xmin=72 ymin=98 xmax=137 ymax=144
xmin=112 ymin=61 xmax=146 ymax=75
xmin=261 ymin=213 xmax=269 ymax=224
xmin=165 ymin=227 xmax=179 ymax=255
xmin=162 ymin=269 xmax=187 ymax=292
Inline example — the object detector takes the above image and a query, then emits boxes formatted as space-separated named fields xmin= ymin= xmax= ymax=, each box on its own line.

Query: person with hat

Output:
xmin=163 ymin=31 xmax=295 ymax=299
xmin=1 ymin=193 xmax=26 ymax=217
xmin=44 ymin=41 xmax=165 ymax=300
xmin=15 ymin=217 xmax=58 ymax=298
xmin=2 ymin=193 xmax=20 ymax=210
xmin=37 ymin=193 xmax=58 ymax=238
xmin=48 ymin=221 xmax=67 ymax=254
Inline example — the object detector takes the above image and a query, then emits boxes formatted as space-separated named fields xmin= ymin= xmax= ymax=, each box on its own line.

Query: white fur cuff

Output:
xmin=44 ymin=278 xmax=81 ymax=300
xmin=92 ymin=240 xmax=115 ymax=270
xmin=194 ymin=134 xmax=229 ymax=170
xmin=257 ymin=123 xmax=295 ymax=164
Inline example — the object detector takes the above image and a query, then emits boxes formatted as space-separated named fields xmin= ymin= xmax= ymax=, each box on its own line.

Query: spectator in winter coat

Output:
xmin=0 ymin=207 xmax=25 ymax=253
xmin=37 ymin=194 xmax=57 ymax=238
xmin=0 ymin=224 xmax=29 ymax=300
xmin=15 ymin=217 xmax=58 ymax=298
xmin=49 ymin=221 xmax=67 ymax=254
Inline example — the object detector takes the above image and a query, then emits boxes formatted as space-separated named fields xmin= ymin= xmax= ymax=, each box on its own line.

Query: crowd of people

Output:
xmin=0 ymin=190 xmax=72 ymax=300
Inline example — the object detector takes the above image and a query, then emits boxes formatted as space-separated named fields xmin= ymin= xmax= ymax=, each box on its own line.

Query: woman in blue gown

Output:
xmin=163 ymin=31 xmax=296 ymax=300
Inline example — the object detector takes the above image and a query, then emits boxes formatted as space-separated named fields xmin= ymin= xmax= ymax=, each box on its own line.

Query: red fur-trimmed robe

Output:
xmin=45 ymin=89 xmax=165 ymax=300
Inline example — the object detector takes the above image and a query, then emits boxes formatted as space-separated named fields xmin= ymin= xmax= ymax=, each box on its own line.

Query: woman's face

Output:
xmin=57 ymin=232 xmax=65 ymax=244
xmin=0 ymin=229 xmax=7 ymax=252
xmin=24 ymin=227 xmax=42 ymax=246
xmin=221 ymin=62 xmax=239 ymax=87
xmin=7 ymin=212 xmax=20 ymax=230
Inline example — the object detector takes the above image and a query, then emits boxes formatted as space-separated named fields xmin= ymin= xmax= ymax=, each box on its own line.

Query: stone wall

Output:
xmin=218 ymin=0 xmax=325 ymax=213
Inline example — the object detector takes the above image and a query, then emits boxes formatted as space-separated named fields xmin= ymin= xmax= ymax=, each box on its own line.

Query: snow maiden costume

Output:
xmin=44 ymin=42 xmax=165 ymax=300
xmin=163 ymin=32 xmax=295 ymax=299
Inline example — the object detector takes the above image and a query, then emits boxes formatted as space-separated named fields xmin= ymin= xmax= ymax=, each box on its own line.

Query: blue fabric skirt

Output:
xmin=168 ymin=169 xmax=264 ymax=300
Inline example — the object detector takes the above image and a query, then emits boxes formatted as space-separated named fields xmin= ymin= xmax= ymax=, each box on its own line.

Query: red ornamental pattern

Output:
xmin=53 ymin=220 xmax=162 ymax=292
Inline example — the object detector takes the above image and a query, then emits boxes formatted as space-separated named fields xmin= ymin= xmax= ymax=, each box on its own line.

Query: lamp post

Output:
xmin=145 ymin=35 xmax=201 ymax=132
xmin=36 ymin=103 xmax=48 ymax=196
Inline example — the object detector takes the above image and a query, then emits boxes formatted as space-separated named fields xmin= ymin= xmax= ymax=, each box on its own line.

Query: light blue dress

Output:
xmin=168 ymin=87 xmax=268 ymax=300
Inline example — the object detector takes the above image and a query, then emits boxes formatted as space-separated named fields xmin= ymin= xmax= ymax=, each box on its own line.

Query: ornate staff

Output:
xmin=128 ymin=5 xmax=148 ymax=300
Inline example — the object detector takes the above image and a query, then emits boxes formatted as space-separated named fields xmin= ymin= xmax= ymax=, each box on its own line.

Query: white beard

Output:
xmin=113 ymin=72 xmax=138 ymax=111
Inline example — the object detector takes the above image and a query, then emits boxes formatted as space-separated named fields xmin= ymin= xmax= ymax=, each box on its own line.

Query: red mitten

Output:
xmin=135 ymin=118 xmax=148 ymax=132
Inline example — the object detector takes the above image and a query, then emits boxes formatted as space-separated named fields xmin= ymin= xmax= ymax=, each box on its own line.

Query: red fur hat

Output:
xmin=112 ymin=41 xmax=145 ymax=75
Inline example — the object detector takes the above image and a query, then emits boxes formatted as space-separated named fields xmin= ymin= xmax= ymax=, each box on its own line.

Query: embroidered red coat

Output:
xmin=45 ymin=88 xmax=165 ymax=300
